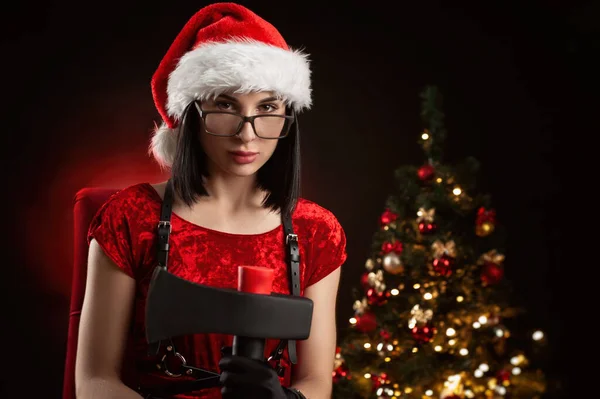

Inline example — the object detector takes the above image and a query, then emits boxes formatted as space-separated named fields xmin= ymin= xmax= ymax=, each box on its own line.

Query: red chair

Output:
xmin=63 ymin=187 xmax=119 ymax=399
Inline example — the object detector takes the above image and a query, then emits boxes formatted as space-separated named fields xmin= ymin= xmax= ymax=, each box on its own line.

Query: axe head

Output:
xmin=145 ymin=267 xmax=313 ymax=344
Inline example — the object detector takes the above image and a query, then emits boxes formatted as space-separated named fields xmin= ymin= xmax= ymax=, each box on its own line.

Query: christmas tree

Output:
xmin=332 ymin=86 xmax=548 ymax=399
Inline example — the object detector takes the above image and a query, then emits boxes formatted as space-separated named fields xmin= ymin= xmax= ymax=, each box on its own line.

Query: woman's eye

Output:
xmin=216 ymin=101 xmax=233 ymax=110
xmin=260 ymin=104 xmax=277 ymax=112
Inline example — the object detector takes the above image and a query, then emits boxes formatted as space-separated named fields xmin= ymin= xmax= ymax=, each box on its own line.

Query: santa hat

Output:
xmin=149 ymin=2 xmax=312 ymax=168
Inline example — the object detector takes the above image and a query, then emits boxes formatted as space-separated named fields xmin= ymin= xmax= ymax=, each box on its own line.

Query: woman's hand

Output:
xmin=218 ymin=354 xmax=299 ymax=399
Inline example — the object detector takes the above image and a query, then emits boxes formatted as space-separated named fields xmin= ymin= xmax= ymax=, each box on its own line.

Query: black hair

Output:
xmin=170 ymin=100 xmax=301 ymax=218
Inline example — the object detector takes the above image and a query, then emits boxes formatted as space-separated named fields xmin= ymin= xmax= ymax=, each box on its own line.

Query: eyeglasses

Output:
xmin=194 ymin=102 xmax=295 ymax=139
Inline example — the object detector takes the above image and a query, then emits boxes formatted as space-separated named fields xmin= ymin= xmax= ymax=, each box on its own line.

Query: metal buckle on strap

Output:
xmin=158 ymin=345 xmax=187 ymax=377
xmin=158 ymin=221 xmax=172 ymax=233
xmin=267 ymin=351 xmax=287 ymax=378
xmin=286 ymin=233 xmax=298 ymax=244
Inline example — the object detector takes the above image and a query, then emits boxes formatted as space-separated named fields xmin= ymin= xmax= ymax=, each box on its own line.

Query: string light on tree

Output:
xmin=475 ymin=207 xmax=496 ymax=237
xmin=422 ymin=130 xmax=430 ymax=141
xmin=440 ymin=374 xmax=463 ymax=399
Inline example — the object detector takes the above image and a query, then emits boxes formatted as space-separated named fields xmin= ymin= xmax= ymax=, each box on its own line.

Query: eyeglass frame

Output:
xmin=193 ymin=101 xmax=296 ymax=139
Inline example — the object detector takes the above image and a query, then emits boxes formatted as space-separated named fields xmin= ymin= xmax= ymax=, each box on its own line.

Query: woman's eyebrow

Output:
xmin=215 ymin=94 xmax=281 ymax=104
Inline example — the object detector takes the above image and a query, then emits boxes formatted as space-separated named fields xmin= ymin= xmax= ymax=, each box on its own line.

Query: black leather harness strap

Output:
xmin=157 ymin=178 xmax=174 ymax=269
xmin=265 ymin=213 xmax=300 ymax=378
xmin=280 ymin=214 xmax=300 ymax=364
xmin=146 ymin=179 xmax=175 ymax=357
xmin=140 ymin=179 xmax=301 ymax=397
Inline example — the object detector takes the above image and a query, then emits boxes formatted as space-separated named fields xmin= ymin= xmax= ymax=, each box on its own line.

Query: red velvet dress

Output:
xmin=87 ymin=183 xmax=347 ymax=398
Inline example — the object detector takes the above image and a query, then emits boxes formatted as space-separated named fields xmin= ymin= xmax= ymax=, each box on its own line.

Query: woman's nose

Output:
xmin=237 ymin=120 xmax=257 ymax=142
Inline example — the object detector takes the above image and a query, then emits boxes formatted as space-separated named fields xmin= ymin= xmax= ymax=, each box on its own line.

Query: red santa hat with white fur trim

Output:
xmin=150 ymin=2 xmax=312 ymax=168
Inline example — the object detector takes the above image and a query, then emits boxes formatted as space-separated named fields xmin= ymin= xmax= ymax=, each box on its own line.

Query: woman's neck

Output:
xmin=199 ymin=174 xmax=264 ymax=214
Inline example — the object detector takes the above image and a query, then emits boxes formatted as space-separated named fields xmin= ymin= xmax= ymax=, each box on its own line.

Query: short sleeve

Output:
xmin=305 ymin=213 xmax=347 ymax=288
xmin=87 ymin=194 xmax=136 ymax=278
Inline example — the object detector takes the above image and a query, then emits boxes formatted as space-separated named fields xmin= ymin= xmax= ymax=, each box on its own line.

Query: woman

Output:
xmin=74 ymin=3 xmax=346 ymax=399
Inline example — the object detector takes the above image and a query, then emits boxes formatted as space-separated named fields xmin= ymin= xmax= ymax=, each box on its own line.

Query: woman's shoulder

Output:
xmin=294 ymin=197 xmax=335 ymax=218
xmin=294 ymin=198 xmax=344 ymax=233
xmin=294 ymin=198 xmax=348 ymax=281
xmin=96 ymin=181 xmax=162 ymax=218
xmin=107 ymin=181 xmax=159 ymax=201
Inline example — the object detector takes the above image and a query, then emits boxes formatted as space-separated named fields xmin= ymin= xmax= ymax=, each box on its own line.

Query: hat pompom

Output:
xmin=149 ymin=123 xmax=178 ymax=169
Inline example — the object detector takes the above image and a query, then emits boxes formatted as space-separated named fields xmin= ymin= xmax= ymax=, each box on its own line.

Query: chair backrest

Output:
xmin=63 ymin=187 xmax=119 ymax=399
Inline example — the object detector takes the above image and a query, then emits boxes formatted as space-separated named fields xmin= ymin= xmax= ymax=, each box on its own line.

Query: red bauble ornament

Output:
xmin=367 ymin=288 xmax=390 ymax=306
xmin=496 ymin=369 xmax=511 ymax=383
xmin=476 ymin=207 xmax=496 ymax=225
xmin=481 ymin=262 xmax=504 ymax=285
xmin=381 ymin=240 xmax=403 ymax=254
xmin=417 ymin=164 xmax=435 ymax=181
xmin=418 ymin=221 xmax=437 ymax=234
xmin=370 ymin=373 xmax=388 ymax=390
xmin=380 ymin=208 xmax=398 ymax=226
xmin=488 ymin=313 xmax=501 ymax=326
xmin=355 ymin=310 xmax=377 ymax=332
xmin=361 ymin=272 xmax=370 ymax=289
xmin=379 ymin=329 xmax=392 ymax=341
xmin=411 ymin=323 xmax=436 ymax=344
xmin=432 ymin=254 xmax=454 ymax=276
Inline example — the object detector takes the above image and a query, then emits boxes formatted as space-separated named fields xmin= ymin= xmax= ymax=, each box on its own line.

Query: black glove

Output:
xmin=218 ymin=353 xmax=299 ymax=399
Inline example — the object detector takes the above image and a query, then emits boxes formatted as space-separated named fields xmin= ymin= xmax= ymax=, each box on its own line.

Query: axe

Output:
xmin=145 ymin=265 xmax=314 ymax=347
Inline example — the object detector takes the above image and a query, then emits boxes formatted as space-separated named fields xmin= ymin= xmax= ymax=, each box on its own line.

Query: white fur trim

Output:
xmin=166 ymin=38 xmax=311 ymax=120
xmin=149 ymin=123 xmax=178 ymax=169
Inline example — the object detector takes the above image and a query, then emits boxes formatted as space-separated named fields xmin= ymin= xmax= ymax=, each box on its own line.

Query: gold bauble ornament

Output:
xmin=382 ymin=252 xmax=404 ymax=274
xmin=476 ymin=221 xmax=495 ymax=237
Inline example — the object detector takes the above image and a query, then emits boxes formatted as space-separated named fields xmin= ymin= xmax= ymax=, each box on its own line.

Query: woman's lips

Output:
xmin=229 ymin=151 xmax=258 ymax=164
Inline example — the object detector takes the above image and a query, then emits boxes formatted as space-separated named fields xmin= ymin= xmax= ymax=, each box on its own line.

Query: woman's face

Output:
xmin=198 ymin=91 xmax=286 ymax=178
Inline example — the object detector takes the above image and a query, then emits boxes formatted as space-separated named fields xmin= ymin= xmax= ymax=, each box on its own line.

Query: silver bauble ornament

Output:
xmin=382 ymin=252 xmax=404 ymax=274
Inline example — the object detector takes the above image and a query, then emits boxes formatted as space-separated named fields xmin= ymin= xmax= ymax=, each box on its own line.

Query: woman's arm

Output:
xmin=75 ymin=239 xmax=142 ymax=398
xmin=291 ymin=266 xmax=342 ymax=398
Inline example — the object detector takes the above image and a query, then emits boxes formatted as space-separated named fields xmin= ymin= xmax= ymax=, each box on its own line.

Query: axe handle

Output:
xmin=232 ymin=266 xmax=274 ymax=361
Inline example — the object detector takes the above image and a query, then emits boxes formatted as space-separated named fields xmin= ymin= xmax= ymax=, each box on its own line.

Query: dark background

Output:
xmin=2 ymin=0 xmax=594 ymax=397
